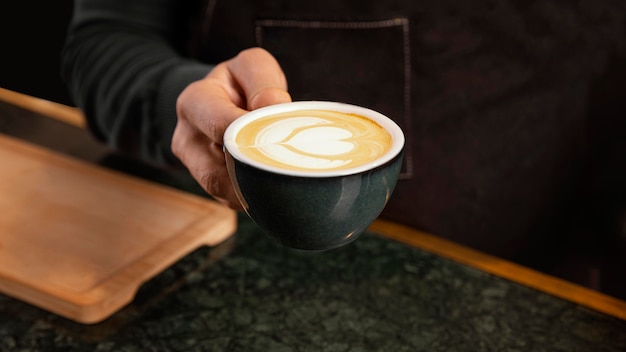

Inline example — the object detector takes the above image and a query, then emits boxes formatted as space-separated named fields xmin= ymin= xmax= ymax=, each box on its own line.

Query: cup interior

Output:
xmin=223 ymin=101 xmax=405 ymax=177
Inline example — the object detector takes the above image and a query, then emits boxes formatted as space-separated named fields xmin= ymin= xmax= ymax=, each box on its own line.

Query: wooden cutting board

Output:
xmin=0 ymin=133 xmax=237 ymax=324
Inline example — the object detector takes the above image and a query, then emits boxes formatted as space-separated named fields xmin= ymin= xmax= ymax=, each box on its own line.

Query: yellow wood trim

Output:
xmin=0 ymin=87 xmax=85 ymax=129
xmin=370 ymin=219 xmax=626 ymax=321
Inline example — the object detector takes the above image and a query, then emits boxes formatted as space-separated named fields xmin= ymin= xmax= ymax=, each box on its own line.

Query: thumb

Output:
xmin=227 ymin=47 xmax=292 ymax=110
xmin=248 ymin=86 xmax=292 ymax=111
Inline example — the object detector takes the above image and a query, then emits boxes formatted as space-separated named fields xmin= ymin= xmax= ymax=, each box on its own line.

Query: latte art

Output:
xmin=235 ymin=110 xmax=393 ymax=172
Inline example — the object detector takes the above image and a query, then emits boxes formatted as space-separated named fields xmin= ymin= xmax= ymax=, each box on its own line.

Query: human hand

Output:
xmin=171 ymin=48 xmax=292 ymax=209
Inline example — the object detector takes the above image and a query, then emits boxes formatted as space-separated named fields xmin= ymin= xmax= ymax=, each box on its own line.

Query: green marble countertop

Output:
xmin=0 ymin=213 xmax=625 ymax=351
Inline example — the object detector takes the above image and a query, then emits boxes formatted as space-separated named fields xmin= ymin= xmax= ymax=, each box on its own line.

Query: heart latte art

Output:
xmin=235 ymin=110 xmax=393 ymax=172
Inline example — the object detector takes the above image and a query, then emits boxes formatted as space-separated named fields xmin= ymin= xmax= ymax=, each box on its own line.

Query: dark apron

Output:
xmin=188 ymin=0 xmax=625 ymax=260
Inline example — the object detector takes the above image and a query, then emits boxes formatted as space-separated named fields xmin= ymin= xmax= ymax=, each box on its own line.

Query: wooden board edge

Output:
xmin=369 ymin=219 xmax=626 ymax=321
xmin=75 ymin=210 xmax=237 ymax=324
xmin=0 ymin=278 xmax=104 ymax=324
xmin=0 ymin=203 xmax=237 ymax=325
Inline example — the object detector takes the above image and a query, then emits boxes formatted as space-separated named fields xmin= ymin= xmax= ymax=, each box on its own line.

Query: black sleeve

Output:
xmin=62 ymin=0 xmax=213 ymax=166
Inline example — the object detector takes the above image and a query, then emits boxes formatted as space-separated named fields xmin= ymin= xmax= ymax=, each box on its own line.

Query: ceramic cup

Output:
xmin=223 ymin=101 xmax=404 ymax=250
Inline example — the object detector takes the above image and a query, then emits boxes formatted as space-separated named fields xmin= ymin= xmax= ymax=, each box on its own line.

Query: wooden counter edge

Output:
xmin=370 ymin=219 xmax=626 ymax=321
xmin=0 ymin=87 xmax=85 ymax=128
xmin=3 ymin=88 xmax=624 ymax=322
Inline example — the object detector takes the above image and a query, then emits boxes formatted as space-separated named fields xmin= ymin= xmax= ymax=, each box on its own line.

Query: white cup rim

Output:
xmin=223 ymin=101 xmax=405 ymax=177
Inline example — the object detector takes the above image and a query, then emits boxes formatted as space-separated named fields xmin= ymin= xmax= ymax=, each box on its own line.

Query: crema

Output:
xmin=234 ymin=110 xmax=393 ymax=172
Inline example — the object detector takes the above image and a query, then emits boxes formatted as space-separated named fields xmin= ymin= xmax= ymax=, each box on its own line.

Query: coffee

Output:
xmin=234 ymin=109 xmax=393 ymax=172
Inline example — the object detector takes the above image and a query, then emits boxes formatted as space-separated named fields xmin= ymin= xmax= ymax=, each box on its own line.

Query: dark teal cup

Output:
xmin=224 ymin=101 xmax=404 ymax=251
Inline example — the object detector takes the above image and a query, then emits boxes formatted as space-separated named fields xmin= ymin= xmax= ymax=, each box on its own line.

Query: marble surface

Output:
xmin=0 ymin=214 xmax=625 ymax=351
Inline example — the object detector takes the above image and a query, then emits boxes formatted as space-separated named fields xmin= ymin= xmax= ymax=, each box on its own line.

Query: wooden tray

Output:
xmin=0 ymin=134 xmax=237 ymax=324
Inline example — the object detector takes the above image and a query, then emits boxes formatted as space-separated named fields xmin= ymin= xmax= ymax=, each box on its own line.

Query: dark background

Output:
xmin=0 ymin=2 xmax=74 ymax=105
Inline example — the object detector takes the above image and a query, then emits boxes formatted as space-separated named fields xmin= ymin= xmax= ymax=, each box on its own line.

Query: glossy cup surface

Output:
xmin=224 ymin=101 xmax=404 ymax=250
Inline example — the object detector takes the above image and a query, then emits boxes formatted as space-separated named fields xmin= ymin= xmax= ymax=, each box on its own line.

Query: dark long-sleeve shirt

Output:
xmin=62 ymin=0 xmax=213 ymax=165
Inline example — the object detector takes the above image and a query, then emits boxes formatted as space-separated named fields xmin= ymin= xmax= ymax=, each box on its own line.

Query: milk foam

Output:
xmin=235 ymin=110 xmax=392 ymax=172
xmin=254 ymin=117 xmax=355 ymax=169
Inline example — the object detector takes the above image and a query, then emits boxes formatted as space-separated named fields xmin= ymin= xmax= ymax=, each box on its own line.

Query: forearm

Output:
xmin=62 ymin=0 xmax=212 ymax=166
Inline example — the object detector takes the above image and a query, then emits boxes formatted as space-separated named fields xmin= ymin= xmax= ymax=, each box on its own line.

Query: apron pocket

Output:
xmin=256 ymin=18 xmax=413 ymax=179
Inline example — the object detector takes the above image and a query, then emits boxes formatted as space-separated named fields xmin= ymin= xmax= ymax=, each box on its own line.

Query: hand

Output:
xmin=171 ymin=47 xmax=292 ymax=209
